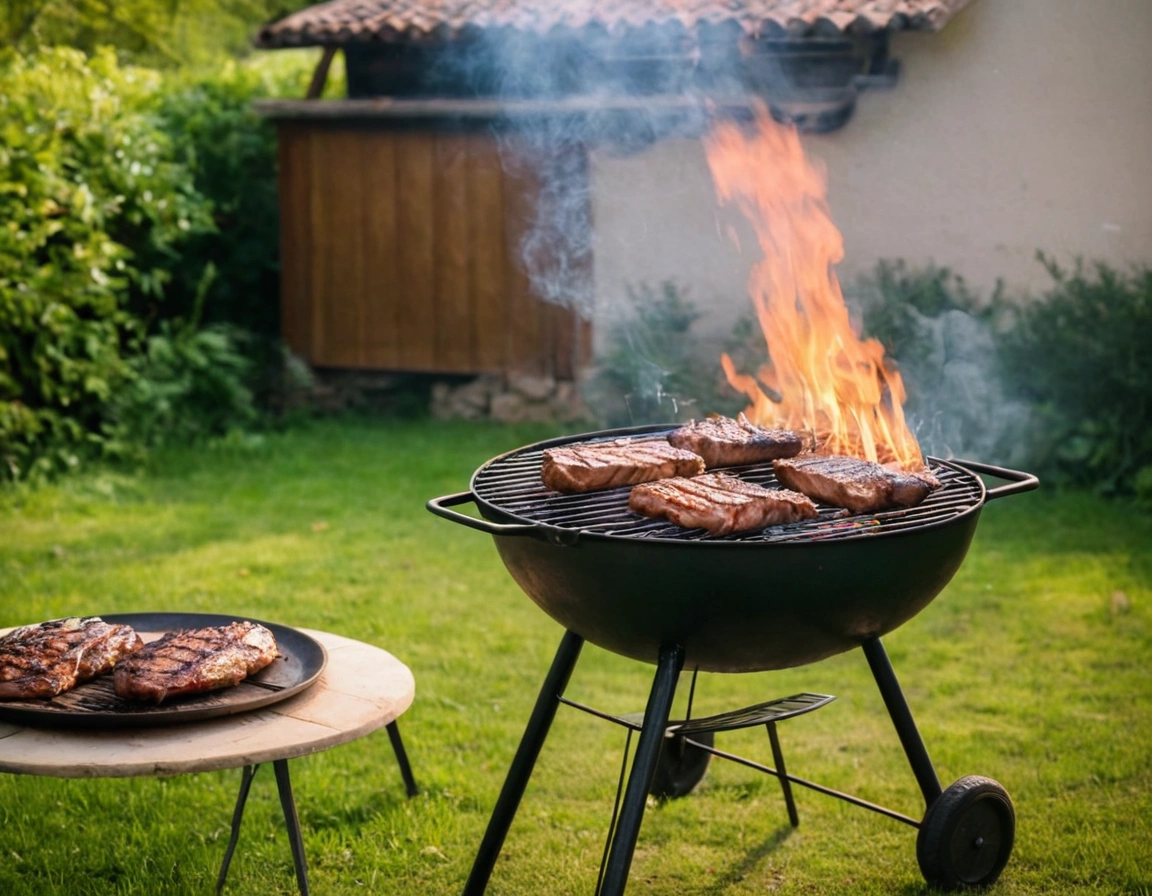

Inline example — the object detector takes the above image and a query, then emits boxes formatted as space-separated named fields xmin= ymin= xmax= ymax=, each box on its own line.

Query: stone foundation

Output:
xmin=430 ymin=373 xmax=592 ymax=424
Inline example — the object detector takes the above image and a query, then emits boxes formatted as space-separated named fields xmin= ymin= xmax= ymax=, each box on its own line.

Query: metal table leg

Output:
xmin=598 ymin=642 xmax=685 ymax=896
xmin=387 ymin=720 xmax=419 ymax=798
xmin=215 ymin=761 xmax=310 ymax=896
xmin=273 ymin=759 xmax=310 ymax=896
xmin=464 ymin=629 xmax=584 ymax=896
xmin=217 ymin=764 xmax=259 ymax=896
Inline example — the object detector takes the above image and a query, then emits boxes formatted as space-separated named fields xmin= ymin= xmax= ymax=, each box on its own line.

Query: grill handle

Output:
xmin=949 ymin=460 xmax=1039 ymax=502
xmin=427 ymin=493 xmax=578 ymax=545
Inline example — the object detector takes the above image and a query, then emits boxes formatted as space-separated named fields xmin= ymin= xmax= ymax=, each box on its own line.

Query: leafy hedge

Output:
xmin=152 ymin=62 xmax=296 ymax=335
xmin=0 ymin=48 xmax=214 ymax=479
xmin=852 ymin=256 xmax=1152 ymax=499
xmin=592 ymin=258 xmax=1152 ymax=502
xmin=583 ymin=281 xmax=743 ymax=426
xmin=999 ymin=255 xmax=1152 ymax=498
xmin=0 ymin=48 xmax=306 ymax=481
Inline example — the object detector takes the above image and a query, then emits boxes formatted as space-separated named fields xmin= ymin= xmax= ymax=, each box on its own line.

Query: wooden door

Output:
xmin=277 ymin=123 xmax=592 ymax=378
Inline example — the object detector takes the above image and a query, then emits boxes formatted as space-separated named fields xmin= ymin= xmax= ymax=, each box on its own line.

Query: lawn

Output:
xmin=0 ymin=416 xmax=1149 ymax=896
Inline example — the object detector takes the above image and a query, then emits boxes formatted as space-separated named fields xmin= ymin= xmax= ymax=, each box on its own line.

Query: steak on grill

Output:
xmin=113 ymin=621 xmax=279 ymax=704
xmin=541 ymin=438 xmax=705 ymax=493
xmin=668 ymin=414 xmax=804 ymax=468
xmin=773 ymin=455 xmax=941 ymax=514
xmin=629 ymin=472 xmax=819 ymax=535
xmin=0 ymin=617 xmax=143 ymax=700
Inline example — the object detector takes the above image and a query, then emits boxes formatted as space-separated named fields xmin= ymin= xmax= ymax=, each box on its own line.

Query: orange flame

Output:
xmin=705 ymin=105 xmax=924 ymax=470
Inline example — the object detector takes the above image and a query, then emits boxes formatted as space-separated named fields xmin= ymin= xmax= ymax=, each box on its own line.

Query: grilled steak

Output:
xmin=113 ymin=621 xmax=279 ymax=704
xmin=773 ymin=455 xmax=941 ymax=514
xmin=541 ymin=438 xmax=705 ymax=493
xmin=668 ymin=414 xmax=804 ymax=468
xmin=629 ymin=472 xmax=818 ymax=536
xmin=0 ymin=617 xmax=143 ymax=700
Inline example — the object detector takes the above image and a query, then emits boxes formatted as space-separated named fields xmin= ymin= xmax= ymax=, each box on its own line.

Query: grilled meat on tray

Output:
xmin=0 ymin=617 xmax=143 ymax=700
xmin=541 ymin=438 xmax=705 ymax=493
xmin=629 ymin=472 xmax=818 ymax=536
xmin=668 ymin=414 xmax=804 ymax=468
xmin=773 ymin=455 xmax=941 ymax=514
xmin=113 ymin=621 xmax=279 ymax=704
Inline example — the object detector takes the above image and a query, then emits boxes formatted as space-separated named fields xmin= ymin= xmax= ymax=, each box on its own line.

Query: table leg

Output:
xmin=387 ymin=720 xmax=419 ymax=797
xmin=273 ymin=759 xmax=310 ymax=896
xmin=217 ymin=764 xmax=259 ymax=896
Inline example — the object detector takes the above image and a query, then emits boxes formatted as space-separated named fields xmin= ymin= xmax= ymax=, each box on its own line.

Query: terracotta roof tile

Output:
xmin=256 ymin=0 xmax=972 ymax=48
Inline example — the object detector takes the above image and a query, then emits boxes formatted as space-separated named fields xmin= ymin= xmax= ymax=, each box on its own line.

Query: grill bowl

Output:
xmin=430 ymin=425 xmax=1036 ymax=673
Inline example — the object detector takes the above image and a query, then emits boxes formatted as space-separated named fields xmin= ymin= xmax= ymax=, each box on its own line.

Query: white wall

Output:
xmin=590 ymin=0 xmax=1152 ymax=342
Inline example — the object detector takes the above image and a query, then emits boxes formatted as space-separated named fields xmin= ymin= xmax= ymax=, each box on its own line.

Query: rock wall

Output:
xmin=430 ymin=374 xmax=592 ymax=424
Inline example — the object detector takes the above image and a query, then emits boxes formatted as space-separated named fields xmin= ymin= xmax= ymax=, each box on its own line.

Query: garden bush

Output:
xmin=848 ymin=256 xmax=1152 ymax=497
xmin=584 ymin=281 xmax=743 ymax=426
xmin=0 ymin=47 xmax=214 ymax=480
xmin=107 ymin=263 xmax=257 ymax=453
xmin=0 ymin=48 xmax=305 ymax=482
xmin=998 ymin=255 xmax=1152 ymax=497
xmin=846 ymin=260 xmax=1028 ymax=465
xmin=152 ymin=57 xmax=314 ymax=335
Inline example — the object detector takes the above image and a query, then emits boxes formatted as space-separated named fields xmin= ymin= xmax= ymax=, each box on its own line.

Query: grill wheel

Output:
xmin=649 ymin=731 xmax=714 ymax=800
xmin=917 ymin=775 xmax=1016 ymax=889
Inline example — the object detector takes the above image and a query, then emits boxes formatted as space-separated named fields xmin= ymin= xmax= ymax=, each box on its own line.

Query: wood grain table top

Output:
xmin=0 ymin=629 xmax=415 ymax=778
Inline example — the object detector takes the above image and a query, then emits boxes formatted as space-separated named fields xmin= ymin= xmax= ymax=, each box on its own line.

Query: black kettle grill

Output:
xmin=429 ymin=424 xmax=1039 ymax=894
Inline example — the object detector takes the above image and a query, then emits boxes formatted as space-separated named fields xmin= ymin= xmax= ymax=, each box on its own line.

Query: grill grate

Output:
xmin=472 ymin=430 xmax=985 ymax=545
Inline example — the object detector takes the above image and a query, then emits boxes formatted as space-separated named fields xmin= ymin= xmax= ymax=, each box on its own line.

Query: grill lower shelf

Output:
xmin=559 ymin=691 xmax=836 ymax=734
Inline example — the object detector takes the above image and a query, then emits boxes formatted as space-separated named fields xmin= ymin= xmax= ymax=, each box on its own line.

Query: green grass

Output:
xmin=1 ymin=416 xmax=1150 ymax=896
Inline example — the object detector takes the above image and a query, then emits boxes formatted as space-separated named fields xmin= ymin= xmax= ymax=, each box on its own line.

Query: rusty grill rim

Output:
xmin=467 ymin=423 xmax=987 ymax=547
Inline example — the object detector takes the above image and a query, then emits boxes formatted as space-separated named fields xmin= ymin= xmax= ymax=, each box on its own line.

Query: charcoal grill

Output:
xmin=428 ymin=424 xmax=1038 ymax=893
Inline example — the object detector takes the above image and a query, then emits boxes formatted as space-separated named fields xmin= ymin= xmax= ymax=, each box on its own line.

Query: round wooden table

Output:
xmin=0 ymin=628 xmax=417 ymax=895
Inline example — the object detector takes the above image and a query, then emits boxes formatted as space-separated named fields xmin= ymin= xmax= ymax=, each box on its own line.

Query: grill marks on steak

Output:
xmin=773 ymin=455 xmax=941 ymax=514
xmin=0 ymin=617 xmax=143 ymax=700
xmin=629 ymin=473 xmax=818 ymax=535
xmin=668 ymin=414 xmax=804 ymax=468
xmin=113 ymin=621 xmax=279 ymax=704
xmin=541 ymin=438 xmax=705 ymax=493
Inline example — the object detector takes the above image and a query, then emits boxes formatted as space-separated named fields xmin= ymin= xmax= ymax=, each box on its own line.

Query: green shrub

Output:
xmin=5 ymin=0 xmax=305 ymax=69
xmin=0 ymin=48 xmax=343 ymax=482
xmin=999 ymin=255 xmax=1152 ymax=496
xmin=852 ymin=259 xmax=1003 ymax=367
xmin=0 ymin=47 xmax=213 ymax=480
xmin=585 ymin=281 xmax=742 ymax=426
xmin=108 ymin=265 xmax=256 ymax=452
xmin=152 ymin=58 xmax=309 ymax=335
xmin=841 ymin=260 xmax=1033 ymax=465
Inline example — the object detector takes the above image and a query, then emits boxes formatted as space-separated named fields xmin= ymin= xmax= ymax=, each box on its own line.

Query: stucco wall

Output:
xmin=590 ymin=0 xmax=1152 ymax=342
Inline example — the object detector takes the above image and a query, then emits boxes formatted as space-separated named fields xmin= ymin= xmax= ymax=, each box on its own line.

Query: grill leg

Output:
xmin=463 ymin=629 xmax=584 ymax=896
xmin=766 ymin=721 xmax=800 ymax=827
xmin=598 ymin=642 xmax=685 ymax=896
xmin=386 ymin=720 xmax=419 ymax=798
xmin=862 ymin=637 xmax=943 ymax=807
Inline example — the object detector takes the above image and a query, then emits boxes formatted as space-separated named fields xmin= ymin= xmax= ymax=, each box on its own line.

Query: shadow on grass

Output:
xmin=300 ymin=789 xmax=421 ymax=833
xmin=702 ymin=822 xmax=794 ymax=893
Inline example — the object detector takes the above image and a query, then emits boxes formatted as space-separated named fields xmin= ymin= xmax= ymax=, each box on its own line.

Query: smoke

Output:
xmin=429 ymin=17 xmax=1019 ymax=461
xmin=433 ymin=24 xmax=748 ymax=322
xmin=844 ymin=295 xmax=1034 ymax=466
xmin=908 ymin=310 xmax=1033 ymax=466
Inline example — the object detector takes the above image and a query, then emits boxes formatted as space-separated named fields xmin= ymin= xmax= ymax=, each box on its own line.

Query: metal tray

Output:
xmin=0 ymin=612 xmax=328 ymax=729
